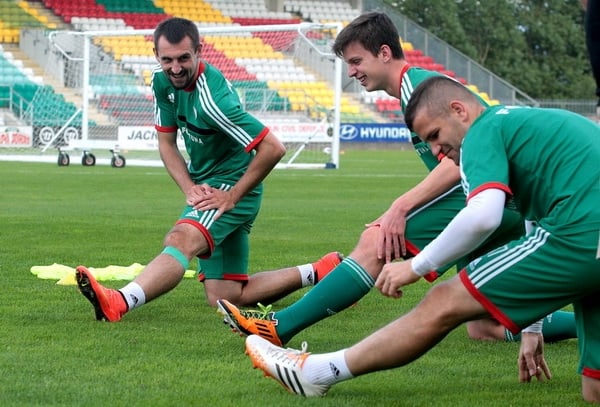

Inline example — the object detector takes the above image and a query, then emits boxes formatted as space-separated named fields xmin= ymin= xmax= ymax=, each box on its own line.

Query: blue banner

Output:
xmin=339 ymin=123 xmax=411 ymax=143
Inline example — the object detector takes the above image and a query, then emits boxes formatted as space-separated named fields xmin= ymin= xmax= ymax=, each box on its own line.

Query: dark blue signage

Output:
xmin=339 ymin=123 xmax=410 ymax=143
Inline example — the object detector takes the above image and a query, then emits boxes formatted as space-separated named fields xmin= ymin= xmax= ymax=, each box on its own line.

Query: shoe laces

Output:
xmin=267 ymin=341 xmax=310 ymax=367
xmin=240 ymin=302 xmax=274 ymax=320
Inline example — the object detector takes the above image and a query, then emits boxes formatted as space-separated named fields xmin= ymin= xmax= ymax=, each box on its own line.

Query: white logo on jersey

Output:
xmin=186 ymin=209 xmax=200 ymax=219
xmin=469 ymin=258 xmax=482 ymax=268
xmin=181 ymin=127 xmax=203 ymax=144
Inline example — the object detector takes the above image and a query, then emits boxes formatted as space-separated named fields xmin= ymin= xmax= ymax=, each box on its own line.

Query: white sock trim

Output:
xmin=119 ymin=282 xmax=146 ymax=310
xmin=298 ymin=263 xmax=316 ymax=287
xmin=303 ymin=349 xmax=353 ymax=385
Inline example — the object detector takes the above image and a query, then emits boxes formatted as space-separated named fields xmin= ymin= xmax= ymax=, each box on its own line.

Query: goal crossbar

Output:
xmin=39 ymin=22 xmax=344 ymax=169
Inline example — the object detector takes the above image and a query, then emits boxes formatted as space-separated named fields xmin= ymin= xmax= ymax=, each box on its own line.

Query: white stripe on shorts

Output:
xmin=469 ymin=227 xmax=550 ymax=289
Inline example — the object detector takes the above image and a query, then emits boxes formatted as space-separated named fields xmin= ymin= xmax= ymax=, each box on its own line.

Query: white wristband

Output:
xmin=410 ymin=254 xmax=435 ymax=277
xmin=521 ymin=319 xmax=544 ymax=334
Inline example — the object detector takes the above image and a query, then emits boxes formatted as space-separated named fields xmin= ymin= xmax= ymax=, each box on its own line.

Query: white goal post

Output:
xmin=9 ymin=22 xmax=343 ymax=168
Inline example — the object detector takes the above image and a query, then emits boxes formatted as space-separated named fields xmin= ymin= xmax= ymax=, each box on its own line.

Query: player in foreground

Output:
xmin=245 ymin=76 xmax=600 ymax=401
xmin=217 ymin=12 xmax=576 ymax=345
xmin=75 ymin=17 xmax=342 ymax=322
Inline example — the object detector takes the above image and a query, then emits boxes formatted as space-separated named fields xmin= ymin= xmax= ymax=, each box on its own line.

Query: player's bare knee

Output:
xmin=350 ymin=227 xmax=383 ymax=274
xmin=203 ymin=280 xmax=242 ymax=307
xmin=424 ymin=281 xmax=478 ymax=329
xmin=582 ymin=376 xmax=600 ymax=403
xmin=467 ymin=319 xmax=503 ymax=341
xmin=359 ymin=226 xmax=380 ymax=247
xmin=163 ymin=226 xmax=207 ymax=257
xmin=466 ymin=321 xmax=487 ymax=340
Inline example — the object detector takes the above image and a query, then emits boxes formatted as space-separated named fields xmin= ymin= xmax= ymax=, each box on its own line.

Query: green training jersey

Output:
xmin=400 ymin=66 xmax=488 ymax=172
xmin=461 ymin=105 xmax=600 ymax=233
xmin=399 ymin=66 xmax=441 ymax=171
xmin=152 ymin=61 xmax=269 ymax=188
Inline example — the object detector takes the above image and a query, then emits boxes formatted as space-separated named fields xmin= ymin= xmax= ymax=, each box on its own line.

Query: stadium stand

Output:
xmin=283 ymin=0 xmax=360 ymax=23
xmin=205 ymin=0 xmax=297 ymax=23
xmin=0 ymin=0 xmax=496 ymax=129
xmin=0 ymin=49 xmax=89 ymax=127
xmin=0 ymin=0 xmax=53 ymax=43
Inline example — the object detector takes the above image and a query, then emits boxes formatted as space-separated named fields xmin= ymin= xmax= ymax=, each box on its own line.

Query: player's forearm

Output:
xmin=228 ymin=133 xmax=285 ymax=204
xmin=159 ymin=140 xmax=194 ymax=194
xmin=411 ymin=188 xmax=505 ymax=276
xmin=229 ymin=162 xmax=273 ymax=204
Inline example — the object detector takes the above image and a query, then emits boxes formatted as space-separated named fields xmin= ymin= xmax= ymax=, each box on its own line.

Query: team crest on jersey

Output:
xmin=168 ymin=92 xmax=175 ymax=104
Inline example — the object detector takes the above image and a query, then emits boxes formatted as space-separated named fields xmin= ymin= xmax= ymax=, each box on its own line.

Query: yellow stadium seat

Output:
xmin=400 ymin=37 xmax=414 ymax=51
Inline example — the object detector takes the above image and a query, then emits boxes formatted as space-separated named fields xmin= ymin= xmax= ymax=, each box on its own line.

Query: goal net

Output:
xmin=2 ymin=22 xmax=343 ymax=169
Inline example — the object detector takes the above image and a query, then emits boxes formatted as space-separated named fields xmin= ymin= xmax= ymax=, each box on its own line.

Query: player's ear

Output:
xmin=449 ymin=100 xmax=467 ymax=118
xmin=378 ymin=44 xmax=392 ymax=62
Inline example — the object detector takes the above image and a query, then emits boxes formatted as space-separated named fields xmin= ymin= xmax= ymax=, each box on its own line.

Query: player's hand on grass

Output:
xmin=375 ymin=259 xmax=420 ymax=298
xmin=518 ymin=332 xmax=551 ymax=383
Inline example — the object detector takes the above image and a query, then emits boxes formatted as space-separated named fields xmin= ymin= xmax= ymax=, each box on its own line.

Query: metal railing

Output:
xmin=361 ymin=0 xmax=539 ymax=106
xmin=537 ymin=99 xmax=598 ymax=118
xmin=0 ymin=85 xmax=31 ymax=122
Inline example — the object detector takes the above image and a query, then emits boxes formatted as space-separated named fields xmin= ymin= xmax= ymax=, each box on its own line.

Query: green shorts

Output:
xmin=405 ymin=185 xmax=524 ymax=280
xmin=461 ymin=226 xmax=600 ymax=377
xmin=177 ymin=188 xmax=261 ymax=282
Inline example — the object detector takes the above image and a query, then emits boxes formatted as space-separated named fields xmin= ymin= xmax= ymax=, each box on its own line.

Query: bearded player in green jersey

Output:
xmin=217 ymin=11 xmax=576 ymax=345
xmin=244 ymin=75 xmax=600 ymax=402
xmin=74 ymin=17 xmax=342 ymax=322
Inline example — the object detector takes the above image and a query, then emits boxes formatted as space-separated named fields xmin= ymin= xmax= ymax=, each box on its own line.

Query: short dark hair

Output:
xmin=404 ymin=76 xmax=475 ymax=131
xmin=153 ymin=17 xmax=201 ymax=51
xmin=332 ymin=12 xmax=404 ymax=59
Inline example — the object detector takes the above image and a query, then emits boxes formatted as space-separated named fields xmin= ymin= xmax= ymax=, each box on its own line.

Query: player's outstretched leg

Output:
xmin=245 ymin=335 xmax=329 ymax=397
xmin=216 ymin=252 xmax=342 ymax=345
xmin=75 ymin=265 xmax=128 ymax=322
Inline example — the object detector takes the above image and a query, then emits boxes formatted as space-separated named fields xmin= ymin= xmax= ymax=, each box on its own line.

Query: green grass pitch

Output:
xmin=0 ymin=150 xmax=584 ymax=406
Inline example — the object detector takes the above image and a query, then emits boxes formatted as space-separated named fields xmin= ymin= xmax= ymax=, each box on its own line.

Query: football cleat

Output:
xmin=312 ymin=251 xmax=343 ymax=283
xmin=217 ymin=299 xmax=283 ymax=346
xmin=245 ymin=335 xmax=329 ymax=397
xmin=75 ymin=265 xmax=127 ymax=322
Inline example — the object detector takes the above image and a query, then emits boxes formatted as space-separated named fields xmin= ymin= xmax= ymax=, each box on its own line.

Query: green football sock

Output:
xmin=274 ymin=257 xmax=374 ymax=344
xmin=541 ymin=310 xmax=577 ymax=342
xmin=505 ymin=310 xmax=576 ymax=342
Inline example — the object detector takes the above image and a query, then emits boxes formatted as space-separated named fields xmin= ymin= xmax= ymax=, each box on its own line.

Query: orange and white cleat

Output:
xmin=216 ymin=299 xmax=283 ymax=346
xmin=245 ymin=335 xmax=329 ymax=397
